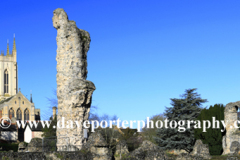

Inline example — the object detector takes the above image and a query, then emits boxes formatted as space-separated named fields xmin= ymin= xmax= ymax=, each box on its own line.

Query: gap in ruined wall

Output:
xmin=232 ymin=105 xmax=240 ymax=129
xmin=237 ymin=106 xmax=240 ymax=122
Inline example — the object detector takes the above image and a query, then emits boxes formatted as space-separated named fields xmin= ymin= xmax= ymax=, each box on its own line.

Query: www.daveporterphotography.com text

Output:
xmin=0 ymin=116 xmax=236 ymax=133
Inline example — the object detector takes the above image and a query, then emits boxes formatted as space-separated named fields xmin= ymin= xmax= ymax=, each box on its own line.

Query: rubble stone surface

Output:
xmin=124 ymin=140 xmax=167 ymax=160
xmin=230 ymin=141 xmax=240 ymax=155
xmin=114 ymin=140 xmax=129 ymax=160
xmin=190 ymin=139 xmax=211 ymax=159
xmin=52 ymin=8 xmax=95 ymax=151
xmin=82 ymin=132 xmax=112 ymax=160
xmin=222 ymin=101 xmax=240 ymax=155
xmin=27 ymin=138 xmax=43 ymax=152
xmin=18 ymin=142 xmax=27 ymax=152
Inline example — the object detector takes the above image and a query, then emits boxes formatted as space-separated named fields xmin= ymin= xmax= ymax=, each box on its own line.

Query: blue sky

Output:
xmin=1 ymin=0 xmax=240 ymax=127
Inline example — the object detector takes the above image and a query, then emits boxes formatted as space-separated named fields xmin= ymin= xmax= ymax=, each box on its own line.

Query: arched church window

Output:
xmin=17 ymin=108 xmax=22 ymax=120
xmin=24 ymin=109 xmax=29 ymax=121
xmin=22 ymin=101 xmax=24 ymax=105
xmin=9 ymin=108 xmax=14 ymax=119
xmin=4 ymin=70 xmax=9 ymax=94
xmin=15 ymin=101 xmax=16 ymax=104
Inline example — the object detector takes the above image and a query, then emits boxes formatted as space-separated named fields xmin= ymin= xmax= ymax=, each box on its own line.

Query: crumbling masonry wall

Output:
xmin=52 ymin=8 xmax=96 ymax=151
xmin=222 ymin=101 xmax=240 ymax=154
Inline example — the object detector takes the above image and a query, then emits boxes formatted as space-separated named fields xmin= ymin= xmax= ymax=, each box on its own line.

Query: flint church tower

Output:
xmin=0 ymin=36 xmax=18 ymax=100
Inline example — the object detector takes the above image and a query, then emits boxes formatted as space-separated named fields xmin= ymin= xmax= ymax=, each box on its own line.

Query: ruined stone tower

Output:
xmin=52 ymin=8 xmax=96 ymax=151
xmin=222 ymin=101 xmax=240 ymax=155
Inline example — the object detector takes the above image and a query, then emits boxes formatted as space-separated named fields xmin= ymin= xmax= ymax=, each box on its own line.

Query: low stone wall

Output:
xmin=0 ymin=151 xmax=93 ymax=160
xmin=121 ymin=140 xmax=167 ymax=160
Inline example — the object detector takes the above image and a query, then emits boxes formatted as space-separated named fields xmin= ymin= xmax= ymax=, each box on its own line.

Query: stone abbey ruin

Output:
xmin=52 ymin=8 xmax=96 ymax=151
xmin=222 ymin=101 xmax=240 ymax=154
xmin=1 ymin=7 xmax=240 ymax=160
xmin=51 ymin=7 xmax=240 ymax=157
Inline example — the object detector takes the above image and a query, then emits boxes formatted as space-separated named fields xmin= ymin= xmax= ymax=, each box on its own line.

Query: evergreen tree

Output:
xmin=154 ymin=88 xmax=207 ymax=153
xmin=194 ymin=104 xmax=225 ymax=155
xmin=41 ymin=116 xmax=57 ymax=151
xmin=41 ymin=116 xmax=57 ymax=138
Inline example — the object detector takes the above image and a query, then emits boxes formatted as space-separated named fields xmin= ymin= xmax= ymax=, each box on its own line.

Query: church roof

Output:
xmin=0 ymin=91 xmax=33 ymax=106
xmin=0 ymin=96 xmax=14 ymax=105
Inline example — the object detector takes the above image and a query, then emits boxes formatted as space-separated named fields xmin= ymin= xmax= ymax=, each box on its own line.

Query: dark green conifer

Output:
xmin=194 ymin=104 xmax=225 ymax=155
xmin=154 ymin=88 xmax=207 ymax=153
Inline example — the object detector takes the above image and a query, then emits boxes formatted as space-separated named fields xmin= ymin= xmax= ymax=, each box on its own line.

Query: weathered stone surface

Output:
xmin=173 ymin=149 xmax=187 ymax=155
xmin=140 ymin=140 xmax=160 ymax=150
xmin=223 ymin=135 xmax=226 ymax=152
xmin=226 ymin=156 xmax=240 ymax=160
xmin=190 ymin=139 xmax=211 ymax=159
xmin=114 ymin=140 xmax=129 ymax=160
xmin=27 ymin=138 xmax=43 ymax=152
xmin=82 ymin=132 xmax=112 ymax=160
xmin=90 ymin=147 xmax=112 ymax=160
xmin=18 ymin=142 xmax=27 ymax=152
xmin=124 ymin=140 xmax=166 ymax=160
xmin=52 ymin=8 xmax=95 ymax=151
xmin=176 ymin=153 xmax=204 ymax=160
xmin=85 ymin=132 xmax=108 ymax=147
xmin=0 ymin=151 xmax=94 ymax=160
xmin=222 ymin=101 xmax=240 ymax=155
xmin=230 ymin=141 xmax=240 ymax=155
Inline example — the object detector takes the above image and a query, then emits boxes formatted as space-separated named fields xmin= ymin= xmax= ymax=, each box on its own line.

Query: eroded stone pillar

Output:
xmin=52 ymin=8 xmax=95 ymax=151
xmin=222 ymin=101 xmax=240 ymax=155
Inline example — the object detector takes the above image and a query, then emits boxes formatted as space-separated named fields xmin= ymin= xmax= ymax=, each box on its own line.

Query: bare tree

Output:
xmin=141 ymin=114 xmax=165 ymax=144
xmin=46 ymin=89 xmax=58 ymax=108
xmin=45 ymin=89 xmax=102 ymax=121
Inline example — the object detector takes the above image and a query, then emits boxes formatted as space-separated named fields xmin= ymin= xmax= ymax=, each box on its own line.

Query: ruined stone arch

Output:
xmin=224 ymin=102 xmax=240 ymax=126
xmin=225 ymin=102 xmax=240 ymax=112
